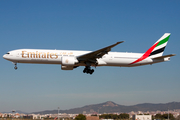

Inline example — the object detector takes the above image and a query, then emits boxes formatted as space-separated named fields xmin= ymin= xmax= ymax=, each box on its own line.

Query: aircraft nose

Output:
xmin=3 ymin=52 xmax=13 ymax=61
xmin=3 ymin=54 xmax=6 ymax=59
xmin=3 ymin=54 xmax=9 ymax=60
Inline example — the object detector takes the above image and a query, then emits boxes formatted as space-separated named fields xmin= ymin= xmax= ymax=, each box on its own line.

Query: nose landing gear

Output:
xmin=13 ymin=62 xmax=18 ymax=70
xmin=14 ymin=66 xmax=17 ymax=70
xmin=83 ymin=66 xmax=94 ymax=75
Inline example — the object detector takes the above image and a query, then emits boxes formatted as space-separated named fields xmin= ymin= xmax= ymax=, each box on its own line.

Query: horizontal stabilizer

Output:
xmin=152 ymin=54 xmax=176 ymax=60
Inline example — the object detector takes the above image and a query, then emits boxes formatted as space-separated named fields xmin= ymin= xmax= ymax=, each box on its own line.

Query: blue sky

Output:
xmin=0 ymin=0 xmax=180 ymax=113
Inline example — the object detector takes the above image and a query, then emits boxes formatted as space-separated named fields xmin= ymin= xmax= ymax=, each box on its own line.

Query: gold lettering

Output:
xmin=62 ymin=52 xmax=66 ymax=55
xmin=69 ymin=52 xmax=73 ymax=55
xmin=55 ymin=53 xmax=58 ymax=59
xmin=36 ymin=51 xmax=38 ymax=58
xmin=39 ymin=52 xmax=42 ymax=58
xmin=29 ymin=52 xmax=35 ymax=58
xmin=42 ymin=52 xmax=46 ymax=58
xmin=22 ymin=51 xmax=59 ymax=59
xmin=47 ymin=52 xmax=49 ymax=58
xmin=22 ymin=51 xmax=26 ymax=58
xmin=27 ymin=52 xmax=29 ymax=58
xmin=50 ymin=53 xmax=54 ymax=59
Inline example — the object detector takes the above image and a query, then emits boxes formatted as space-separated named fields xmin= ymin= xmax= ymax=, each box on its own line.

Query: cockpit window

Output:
xmin=6 ymin=53 xmax=10 ymax=54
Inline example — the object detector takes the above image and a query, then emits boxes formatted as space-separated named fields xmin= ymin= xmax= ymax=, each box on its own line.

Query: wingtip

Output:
xmin=117 ymin=41 xmax=124 ymax=44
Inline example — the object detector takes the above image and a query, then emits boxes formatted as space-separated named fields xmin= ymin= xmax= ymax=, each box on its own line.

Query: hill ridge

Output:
xmin=32 ymin=101 xmax=180 ymax=114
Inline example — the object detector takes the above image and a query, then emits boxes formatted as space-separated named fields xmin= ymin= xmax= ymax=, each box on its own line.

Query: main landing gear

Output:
xmin=83 ymin=66 xmax=94 ymax=75
xmin=13 ymin=62 xmax=18 ymax=70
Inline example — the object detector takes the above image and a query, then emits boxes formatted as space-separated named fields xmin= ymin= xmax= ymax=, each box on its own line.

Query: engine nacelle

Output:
xmin=61 ymin=56 xmax=78 ymax=66
xmin=96 ymin=59 xmax=107 ymax=66
xmin=61 ymin=65 xmax=74 ymax=70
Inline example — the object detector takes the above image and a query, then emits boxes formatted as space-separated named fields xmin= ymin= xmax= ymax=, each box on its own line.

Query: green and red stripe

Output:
xmin=130 ymin=34 xmax=170 ymax=65
xmin=130 ymin=42 xmax=159 ymax=64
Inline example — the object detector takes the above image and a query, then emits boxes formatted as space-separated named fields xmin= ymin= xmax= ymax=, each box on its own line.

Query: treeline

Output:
xmin=154 ymin=113 xmax=175 ymax=120
xmin=99 ymin=113 xmax=129 ymax=119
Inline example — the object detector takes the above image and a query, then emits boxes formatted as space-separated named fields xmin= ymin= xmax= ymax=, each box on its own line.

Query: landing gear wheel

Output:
xmin=90 ymin=69 xmax=94 ymax=74
xmin=83 ymin=66 xmax=94 ymax=74
xmin=87 ymin=69 xmax=90 ymax=74
xmin=83 ymin=68 xmax=86 ymax=73
xmin=14 ymin=66 xmax=18 ymax=70
xmin=13 ymin=62 xmax=18 ymax=70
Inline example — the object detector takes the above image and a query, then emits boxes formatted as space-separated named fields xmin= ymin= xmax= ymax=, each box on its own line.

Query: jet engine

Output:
xmin=61 ymin=57 xmax=78 ymax=70
xmin=61 ymin=56 xmax=78 ymax=66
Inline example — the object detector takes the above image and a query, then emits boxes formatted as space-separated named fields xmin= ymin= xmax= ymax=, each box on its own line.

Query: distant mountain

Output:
xmin=32 ymin=101 xmax=180 ymax=114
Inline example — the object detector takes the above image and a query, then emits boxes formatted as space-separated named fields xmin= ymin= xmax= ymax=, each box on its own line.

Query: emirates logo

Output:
xmin=65 ymin=59 xmax=69 ymax=63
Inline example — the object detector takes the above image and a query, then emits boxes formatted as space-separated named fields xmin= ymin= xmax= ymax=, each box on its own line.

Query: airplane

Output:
xmin=3 ymin=33 xmax=175 ymax=75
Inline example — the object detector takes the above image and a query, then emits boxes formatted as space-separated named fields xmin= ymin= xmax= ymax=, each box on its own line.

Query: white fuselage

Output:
xmin=3 ymin=33 xmax=174 ymax=74
xmin=3 ymin=49 xmax=161 ymax=67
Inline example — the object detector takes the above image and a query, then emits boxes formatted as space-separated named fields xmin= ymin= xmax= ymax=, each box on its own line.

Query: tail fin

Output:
xmin=130 ymin=33 xmax=171 ymax=65
xmin=148 ymin=33 xmax=170 ymax=58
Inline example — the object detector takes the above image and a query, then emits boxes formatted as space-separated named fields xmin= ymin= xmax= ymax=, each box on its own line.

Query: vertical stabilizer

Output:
xmin=130 ymin=33 xmax=171 ymax=65
xmin=149 ymin=33 xmax=170 ymax=58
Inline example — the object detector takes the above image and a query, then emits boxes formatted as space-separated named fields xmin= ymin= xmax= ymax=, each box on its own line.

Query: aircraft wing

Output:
xmin=77 ymin=41 xmax=124 ymax=63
